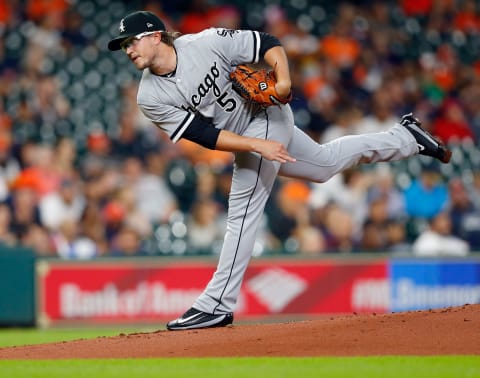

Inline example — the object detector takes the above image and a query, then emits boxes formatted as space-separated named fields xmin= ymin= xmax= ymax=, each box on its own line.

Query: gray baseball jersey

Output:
xmin=138 ymin=28 xmax=260 ymax=140
xmin=137 ymin=28 xmax=419 ymax=314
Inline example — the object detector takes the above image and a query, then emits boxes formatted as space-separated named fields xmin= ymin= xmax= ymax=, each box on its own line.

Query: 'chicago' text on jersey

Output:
xmin=191 ymin=61 xmax=236 ymax=112
xmin=191 ymin=62 xmax=220 ymax=106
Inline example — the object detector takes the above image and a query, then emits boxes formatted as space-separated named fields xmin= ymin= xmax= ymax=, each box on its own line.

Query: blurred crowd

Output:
xmin=0 ymin=0 xmax=479 ymax=259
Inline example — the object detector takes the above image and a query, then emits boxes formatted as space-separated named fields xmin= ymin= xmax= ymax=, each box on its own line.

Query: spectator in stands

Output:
xmin=101 ymin=200 xmax=126 ymax=243
xmin=400 ymin=0 xmax=433 ymax=17
xmin=358 ymin=197 xmax=390 ymax=252
xmin=177 ymin=0 xmax=214 ymax=34
xmin=263 ymin=4 xmax=319 ymax=60
xmin=459 ymin=81 xmax=480 ymax=142
xmin=321 ymin=203 xmax=356 ymax=253
xmin=134 ymin=150 xmax=179 ymax=225
xmin=431 ymin=98 xmax=475 ymax=144
xmin=39 ymin=177 xmax=85 ymax=231
xmin=266 ymin=179 xmax=325 ymax=255
xmin=26 ymin=0 xmax=69 ymax=23
xmin=359 ymin=219 xmax=385 ymax=252
xmin=120 ymin=82 xmax=157 ymax=133
xmin=412 ymin=211 xmax=470 ymax=257
xmin=403 ymin=163 xmax=448 ymax=219
xmin=186 ymin=198 xmax=225 ymax=255
xmin=453 ymin=0 xmax=480 ymax=34
xmin=33 ymin=76 xmax=71 ymax=133
xmin=448 ymin=178 xmax=480 ymax=250
xmin=320 ymin=5 xmax=360 ymax=69
xmin=51 ymin=219 xmax=97 ymax=259
xmin=61 ymin=9 xmax=88 ymax=50
xmin=320 ymin=104 xmax=360 ymax=143
xmin=367 ymin=164 xmax=406 ymax=220
xmin=113 ymin=183 xmax=152 ymax=239
xmin=329 ymin=168 xmax=373 ymax=234
xmin=362 ymin=171 xmax=409 ymax=252
xmin=294 ymin=221 xmax=326 ymax=255
xmin=53 ymin=137 xmax=77 ymax=178
xmin=79 ymin=200 xmax=108 ymax=256
xmin=385 ymin=218 xmax=411 ymax=254
xmin=13 ymin=144 xmax=62 ymax=198
xmin=267 ymin=180 xmax=312 ymax=250
xmin=82 ymin=166 xmax=121 ymax=205
xmin=353 ymin=88 xmax=399 ymax=134
xmin=82 ymin=131 xmax=118 ymax=174
xmin=11 ymin=96 xmax=39 ymax=144
xmin=123 ymin=152 xmax=178 ymax=224
xmin=207 ymin=4 xmax=241 ymax=31
xmin=194 ymin=165 xmax=218 ymax=201
xmin=0 ymin=1 xmax=12 ymax=25
xmin=110 ymin=225 xmax=148 ymax=257
xmin=7 ymin=186 xmax=41 ymax=239
xmin=111 ymin=112 xmax=153 ymax=159
xmin=28 ymin=11 xmax=65 ymax=54
xmin=19 ymin=224 xmax=54 ymax=256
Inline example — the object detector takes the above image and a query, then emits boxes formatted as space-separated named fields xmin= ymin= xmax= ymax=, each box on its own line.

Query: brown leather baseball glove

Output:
xmin=229 ymin=65 xmax=292 ymax=107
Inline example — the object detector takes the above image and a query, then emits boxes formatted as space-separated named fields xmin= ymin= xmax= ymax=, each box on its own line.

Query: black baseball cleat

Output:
xmin=166 ymin=307 xmax=234 ymax=331
xmin=399 ymin=113 xmax=452 ymax=164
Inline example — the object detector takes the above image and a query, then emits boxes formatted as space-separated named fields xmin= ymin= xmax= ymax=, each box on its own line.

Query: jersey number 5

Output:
xmin=217 ymin=92 xmax=236 ymax=112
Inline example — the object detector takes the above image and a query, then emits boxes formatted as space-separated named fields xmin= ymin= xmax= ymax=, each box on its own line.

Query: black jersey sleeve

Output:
xmin=259 ymin=32 xmax=282 ymax=59
xmin=180 ymin=114 xmax=221 ymax=150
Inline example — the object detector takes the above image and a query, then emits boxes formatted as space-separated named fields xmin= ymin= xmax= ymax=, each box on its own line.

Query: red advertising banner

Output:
xmin=242 ymin=260 xmax=388 ymax=315
xmin=36 ymin=258 xmax=388 ymax=327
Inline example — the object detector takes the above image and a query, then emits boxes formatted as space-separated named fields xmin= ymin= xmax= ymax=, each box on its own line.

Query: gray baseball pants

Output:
xmin=194 ymin=106 xmax=418 ymax=314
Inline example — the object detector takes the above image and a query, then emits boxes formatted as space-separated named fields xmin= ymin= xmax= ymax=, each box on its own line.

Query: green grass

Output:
xmin=0 ymin=328 xmax=157 ymax=348
xmin=0 ymin=329 xmax=478 ymax=378
xmin=0 ymin=357 xmax=479 ymax=378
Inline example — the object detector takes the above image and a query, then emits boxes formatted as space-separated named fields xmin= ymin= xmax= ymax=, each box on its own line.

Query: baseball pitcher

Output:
xmin=108 ymin=11 xmax=451 ymax=330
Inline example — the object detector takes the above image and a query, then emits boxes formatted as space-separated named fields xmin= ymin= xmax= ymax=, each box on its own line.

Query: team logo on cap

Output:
xmin=119 ymin=19 xmax=125 ymax=32
xmin=147 ymin=22 xmax=153 ymax=28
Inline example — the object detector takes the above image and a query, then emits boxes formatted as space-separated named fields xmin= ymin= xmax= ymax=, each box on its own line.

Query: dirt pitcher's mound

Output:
xmin=1 ymin=305 xmax=478 ymax=359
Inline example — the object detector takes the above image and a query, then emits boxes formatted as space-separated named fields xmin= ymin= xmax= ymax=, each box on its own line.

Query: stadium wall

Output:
xmin=35 ymin=255 xmax=480 ymax=327
xmin=0 ymin=249 xmax=479 ymax=327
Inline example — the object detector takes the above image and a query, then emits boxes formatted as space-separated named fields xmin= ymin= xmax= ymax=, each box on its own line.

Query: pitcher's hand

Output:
xmin=253 ymin=139 xmax=296 ymax=163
